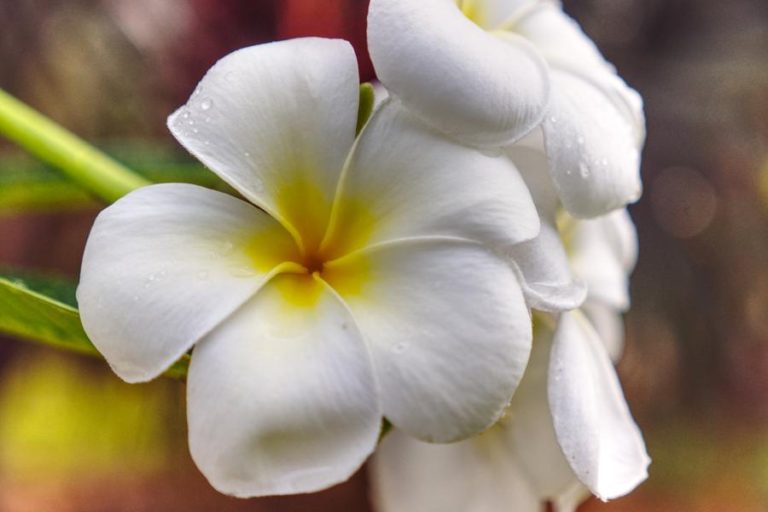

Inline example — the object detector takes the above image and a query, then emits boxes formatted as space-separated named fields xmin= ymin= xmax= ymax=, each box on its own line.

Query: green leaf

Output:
xmin=0 ymin=146 xmax=229 ymax=216
xmin=0 ymin=270 xmax=188 ymax=379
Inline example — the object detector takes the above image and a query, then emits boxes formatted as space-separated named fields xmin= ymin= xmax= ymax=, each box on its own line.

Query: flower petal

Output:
xmin=511 ymin=2 xmax=645 ymax=141
xmin=506 ymin=147 xmax=586 ymax=311
xmin=325 ymin=238 xmax=531 ymax=442
xmin=570 ymin=209 xmax=638 ymax=309
xmin=325 ymin=101 xmax=539 ymax=256
xmin=542 ymin=71 xmax=642 ymax=218
xmin=478 ymin=0 xmax=538 ymax=30
xmin=77 ymin=184 xmax=296 ymax=383
xmin=368 ymin=0 xmax=549 ymax=147
xmin=372 ymin=429 xmax=541 ymax=512
xmin=187 ymin=275 xmax=380 ymax=497
xmin=167 ymin=38 xmax=359 ymax=248
xmin=503 ymin=320 xmax=579 ymax=500
xmin=581 ymin=301 xmax=625 ymax=362
xmin=548 ymin=311 xmax=650 ymax=500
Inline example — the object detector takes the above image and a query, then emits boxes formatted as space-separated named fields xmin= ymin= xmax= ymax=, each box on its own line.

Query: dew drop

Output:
xmin=579 ymin=162 xmax=591 ymax=178
xmin=549 ymin=116 xmax=558 ymax=124
xmin=577 ymin=136 xmax=585 ymax=146
xmin=200 ymin=98 xmax=213 ymax=111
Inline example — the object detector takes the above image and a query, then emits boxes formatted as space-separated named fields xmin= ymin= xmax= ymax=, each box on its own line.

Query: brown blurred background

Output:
xmin=1 ymin=0 xmax=768 ymax=510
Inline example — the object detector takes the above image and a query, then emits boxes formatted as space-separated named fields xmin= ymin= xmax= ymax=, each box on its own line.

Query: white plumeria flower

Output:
xmin=368 ymin=0 xmax=644 ymax=218
xmin=76 ymin=38 xmax=543 ymax=497
xmin=372 ymin=209 xmax=650 ymax=512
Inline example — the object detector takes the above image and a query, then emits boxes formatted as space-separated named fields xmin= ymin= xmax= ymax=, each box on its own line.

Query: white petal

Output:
xmin=368 ymin=0 xmax=549 ymax=147
xmin=552 ymin=481 xmax=592 ymax=512
xmin=167 ymin=38 xmax=359 ymax=248
xmin=325 ymin=238 xmax=531 ymax=442
xmin=511 ymin=2 xmax=645 ymax=141
xmin=77 ymin=184 xmax=296 ymax=382
xmin=570 ymin=209 xmax=638 ymax=309
xmin=478 ymin=0 xmax=538 ymax=30
xmin=187 ymin=275 xmax=380 ymax=497
xmin=548 ymin=311 xmax=650 ymax=500
xmin=503 ymin=319 xmax=579 ymax=500
xmin=325 ymin=101 xmax=539 ymax=256
xmin=581 ymin=301 xmax=626 ymax=362
xmin=543 ymin=71 xmax=642 ymax=218
xmin=506 ymin=147 xmax=586 ymax=311
xmin=372 ymin=429 xmax=541 ymax=512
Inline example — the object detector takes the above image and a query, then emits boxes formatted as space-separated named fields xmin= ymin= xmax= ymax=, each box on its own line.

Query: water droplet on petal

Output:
xmin=549 ymin=116 xmax=558 ymax=124
xmin=200 ymin=98 xmax=213 ymax=111
xmin=579 ymin=162 xmax=591 ymax=178
xmin=577 ymin=136 xmax=585 ymax=145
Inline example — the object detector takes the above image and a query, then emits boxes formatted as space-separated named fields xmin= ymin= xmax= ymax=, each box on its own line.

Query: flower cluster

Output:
xmin=76 ymin=0 xmax=649 ymax=507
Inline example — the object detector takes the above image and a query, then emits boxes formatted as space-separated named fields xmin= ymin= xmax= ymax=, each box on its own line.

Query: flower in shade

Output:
xmin=372 ymin=208 xmax=650 ymax=512
xmin=76 ymin=38 xmax=543 ymax=497
xmin=368 ymin=0 xmax=644 ymax=217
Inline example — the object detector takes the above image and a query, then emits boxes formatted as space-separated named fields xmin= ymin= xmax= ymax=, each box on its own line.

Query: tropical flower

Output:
xmin=76 ymin=38 xmax=543 ymax=497
xmin=371 ymin=209 xmax=650 ymax=512
xmin=368 ymin=0 xmax=644 ymax=217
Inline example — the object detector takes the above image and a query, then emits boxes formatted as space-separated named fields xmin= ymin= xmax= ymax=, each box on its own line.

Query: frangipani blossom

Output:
xmin=76 ymin=38 xmax=542 ymax=497
xmin=368 ymin=0 xmax=644 ymax=217
xmin=372 ymin=209 xmax=650 ymax=512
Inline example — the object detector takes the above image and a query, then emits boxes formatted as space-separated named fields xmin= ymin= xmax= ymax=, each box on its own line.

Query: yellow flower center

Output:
xmin=244 ymin=174 xmax=376 ymax=309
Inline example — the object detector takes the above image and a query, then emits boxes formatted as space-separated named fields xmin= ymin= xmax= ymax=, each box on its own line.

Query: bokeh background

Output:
xmin=1 ymin=0 xmax=768 ymax=510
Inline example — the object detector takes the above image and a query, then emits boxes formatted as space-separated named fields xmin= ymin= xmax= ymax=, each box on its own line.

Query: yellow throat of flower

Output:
xmin=457 ymin=0 xmax=486 ymax=27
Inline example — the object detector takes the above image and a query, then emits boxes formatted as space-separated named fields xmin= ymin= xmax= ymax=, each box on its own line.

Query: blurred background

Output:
xmin=1 ymin=0 xmax=768 ymax=510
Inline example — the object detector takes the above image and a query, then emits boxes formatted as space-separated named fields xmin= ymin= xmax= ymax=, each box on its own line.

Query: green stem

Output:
xmin=0 ymin=89 xmax=149 ymax=202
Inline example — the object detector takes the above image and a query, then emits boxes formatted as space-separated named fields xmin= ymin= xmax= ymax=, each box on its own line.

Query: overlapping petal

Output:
xmin=77 ymin=184 xmax=296 ymax=382
xmin=372 ymin=429 xmax=540 ymax=512
xmin=325 ymin=238 xmax=531 ymax=442
xmin=503 ymin=321 xmax=578 ymax=500
xmin=548 ymin=311 xmax=650 ymax=500
xmin=167 ymin=38 xmax=359 ymax=248
xmin=478 ymin=0 xmax=537 ymax=30
xmin=570 ymin=209 xmax=638 ymax=309
xmin=368 ymin=0 xmax=550 ymax=147
xmin=506 ymin=146 xmax=585 ymax=311
xmin=542 ymin=71 xmax=642 ymax=218
xmin=511 ymin=1 xmax=645 ymax=140
xmin=325 ymin=101 xmax=539 ymax=256
xmin=187 ymin=275 xmax=380 ymax=497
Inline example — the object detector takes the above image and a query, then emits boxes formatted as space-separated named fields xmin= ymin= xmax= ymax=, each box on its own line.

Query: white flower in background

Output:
xmin=76 ymin=38 xmax=544 ymax=497
xmin=368 ymin=0 xmax=644 ymax=217
xmin=372 ymin=209 xmax=650 ymax=512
